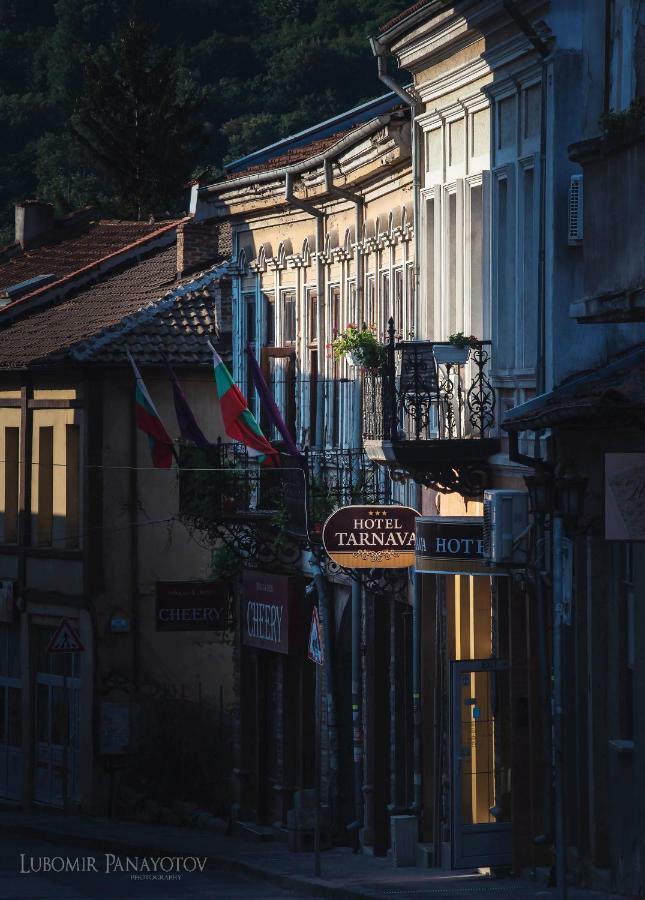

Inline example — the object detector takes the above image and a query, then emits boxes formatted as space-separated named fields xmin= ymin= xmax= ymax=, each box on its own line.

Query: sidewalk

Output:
xmin=0 ymin=808 xmax=624 ymax=900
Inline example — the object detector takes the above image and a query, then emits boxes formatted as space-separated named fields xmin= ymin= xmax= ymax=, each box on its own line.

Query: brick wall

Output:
xmin=176 ymin=218 xmax=232 ymax=276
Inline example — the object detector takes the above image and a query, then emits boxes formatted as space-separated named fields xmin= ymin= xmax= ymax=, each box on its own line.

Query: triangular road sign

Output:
xmin=47 ymin=618 xmax=84 ymax=653
xmin=308 ymin=606 xmax=324 ymax=666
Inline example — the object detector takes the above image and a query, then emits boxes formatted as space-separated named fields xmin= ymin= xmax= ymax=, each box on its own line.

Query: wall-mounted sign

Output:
xmin=155 ymin=581 xmax=229 ymax=631
xmin=322 ymin=505 xmax=419 ymax=568
xmin=415 ymin=516 xmax=489 ymax=575
xmin=242 ymin=571 xmax=299 ymax=655
xmin=605 ymin=453 xmax=645 ymax=540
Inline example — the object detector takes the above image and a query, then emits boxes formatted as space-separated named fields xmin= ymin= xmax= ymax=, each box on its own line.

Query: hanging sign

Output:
xmin=322 ymin=505 xmax=419 ymax=568
xmin=47 ymin=618 xmax=84 ymax=653
xmin=415 ymin=516 xmax=489 ymax=575
xmin=308 ymin=606 xmax=325 ymax=666
xmin=242 ymin=571 xmax=295 ymax=654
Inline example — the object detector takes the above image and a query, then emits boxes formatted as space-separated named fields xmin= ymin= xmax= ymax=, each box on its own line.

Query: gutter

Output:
xmin=198 ymin=116 xmax=394 ymax=199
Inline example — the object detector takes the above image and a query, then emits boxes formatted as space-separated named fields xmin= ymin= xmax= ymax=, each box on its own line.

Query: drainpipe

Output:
xmin=370 ymin=39 xmax=421 ymax=337
xmin=284 ymin=171 xmax=326 ymax=448
xmin=411 ymin=481 xmax=424 ymax=821
xmin=310 ymin=552 xmax=339 ymax=826
xmin=323 ymin=159 xmax=365 ymax=838
xmin=502 ymin=0 xmax=552 ymax=393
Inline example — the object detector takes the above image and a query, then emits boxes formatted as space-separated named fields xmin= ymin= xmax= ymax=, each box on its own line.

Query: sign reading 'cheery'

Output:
xmin=322 ymin=505 xmax=419 ymax=569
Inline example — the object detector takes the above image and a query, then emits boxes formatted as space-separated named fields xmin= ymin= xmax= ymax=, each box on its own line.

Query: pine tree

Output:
xmin=71 ymin=17 xmax=207 ymax=219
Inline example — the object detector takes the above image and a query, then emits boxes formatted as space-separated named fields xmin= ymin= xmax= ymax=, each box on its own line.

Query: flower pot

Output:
xmin=432 ymin=345 xmax=470 ymax=365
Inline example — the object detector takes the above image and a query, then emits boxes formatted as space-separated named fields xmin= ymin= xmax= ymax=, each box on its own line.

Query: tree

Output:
xmin=71 ymin=17 xmax=207 ymax=218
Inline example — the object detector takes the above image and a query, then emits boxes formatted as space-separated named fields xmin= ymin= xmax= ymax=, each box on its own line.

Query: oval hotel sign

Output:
xmin=322 ymin=505 xmax=419 ymax=568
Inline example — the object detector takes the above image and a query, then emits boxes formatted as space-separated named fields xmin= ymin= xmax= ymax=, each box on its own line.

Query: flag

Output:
xmin=245 ymin=346 xmax=303 ymax=459
xmin=208 ymin=342 xmax=279 ymax=466
xmin=126 ymin=349 xmax=175 ymax=469
xmin=166 ymin=360 xmax=210 ymax=449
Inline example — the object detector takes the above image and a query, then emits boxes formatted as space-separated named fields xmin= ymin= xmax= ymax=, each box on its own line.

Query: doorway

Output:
xmin=451 ymin=658 xmax=512 ymax=868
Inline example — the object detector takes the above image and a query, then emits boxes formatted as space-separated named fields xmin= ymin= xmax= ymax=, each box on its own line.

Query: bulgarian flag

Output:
xmin=207 ymin=341 xmax=279 ymax=466
xmin=126 ymin=349 xmax=175 ymax=469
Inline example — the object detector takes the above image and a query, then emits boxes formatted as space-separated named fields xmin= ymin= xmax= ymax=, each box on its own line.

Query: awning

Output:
xmin=503 ymin=343 xmax=645 ymax=431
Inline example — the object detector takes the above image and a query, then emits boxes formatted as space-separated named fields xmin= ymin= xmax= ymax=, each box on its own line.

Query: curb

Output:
xmin=0 ymin=819 xmax=381 ymax=900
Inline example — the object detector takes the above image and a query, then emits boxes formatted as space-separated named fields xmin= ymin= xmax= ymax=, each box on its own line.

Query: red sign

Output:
xmin=155 ymin=581 xmax=229 ymax=631
xmin=242 ymin=572 xmax=300 ymax=655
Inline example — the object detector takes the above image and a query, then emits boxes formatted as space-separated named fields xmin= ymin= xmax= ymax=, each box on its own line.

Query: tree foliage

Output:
xmin=0 ymin=0 xmax=409 ymax=238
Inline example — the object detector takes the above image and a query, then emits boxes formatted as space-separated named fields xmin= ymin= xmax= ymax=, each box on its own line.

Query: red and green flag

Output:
xmin=126 ymin=350 xmax=175 ymax=469
xmin=208 ymin=342 xmax=278 ymax=466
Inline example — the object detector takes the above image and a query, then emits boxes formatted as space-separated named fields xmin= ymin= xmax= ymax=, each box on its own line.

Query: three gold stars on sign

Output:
xmin=367 ymin=510 xmax=387 ymax=516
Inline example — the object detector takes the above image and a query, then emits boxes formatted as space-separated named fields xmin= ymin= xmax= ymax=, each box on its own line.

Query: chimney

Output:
xmin=176 ymin=218 xmax=232 ymax=276
xmin=15 ymin=201 xmax=55 ymax=249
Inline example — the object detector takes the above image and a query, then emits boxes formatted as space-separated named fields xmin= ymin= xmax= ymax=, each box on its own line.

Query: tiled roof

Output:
xmin=229 ymin=128 xmax=353 ymax=176
xmin=0 ymin=216 xmax=183 ymax=304
xmin=0 ymin=246 xmax=229 ymax=369
xmin=379 ymin=1 xmax=431 ymax=33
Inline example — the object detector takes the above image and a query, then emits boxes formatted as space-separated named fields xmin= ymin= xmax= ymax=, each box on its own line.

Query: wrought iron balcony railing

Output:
xmin=362 ymin=320 xmax=498 ymax=496
xmin=363 ymin=321 xmax=496 ymax=443
xmin=178 ymin=441 xmax=390 ymax=539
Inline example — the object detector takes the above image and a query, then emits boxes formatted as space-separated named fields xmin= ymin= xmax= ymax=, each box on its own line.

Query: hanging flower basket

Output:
xmin=432 ymin=345 xmax=470 ymax=365
xmin=433 ymin=332 xmax=481 ymax=365
xmin=331 ymin=324 xmax=386 ymax=370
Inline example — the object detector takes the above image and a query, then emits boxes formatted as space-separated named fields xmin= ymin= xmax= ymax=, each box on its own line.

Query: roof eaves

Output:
xmin=68 ymin=261 xmax=229 ymax=362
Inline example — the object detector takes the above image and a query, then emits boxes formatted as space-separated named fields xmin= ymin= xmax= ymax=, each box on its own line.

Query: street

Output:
xmin=0 ymin=834 xmax=317 ymax=900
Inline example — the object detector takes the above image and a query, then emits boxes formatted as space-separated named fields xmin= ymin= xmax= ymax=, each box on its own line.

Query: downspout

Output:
xmin=371 ymin=35 xmax=425 ymax=833
xmin=370 ymin=39 xmax=421 ymax=338
xmin=310 ymin=553 xmax=339 ymax=827
xmin=323 ymin=159 xmax=365 ymax=837
xmin=284 ymin=171 xmax=326 ymax=449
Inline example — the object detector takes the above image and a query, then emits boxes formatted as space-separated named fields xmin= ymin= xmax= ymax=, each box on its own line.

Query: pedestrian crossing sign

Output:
xmin=308 ymin=606 xmax=324 ymax=666
xmin=47 ymin=618 xmax=84 ymax=653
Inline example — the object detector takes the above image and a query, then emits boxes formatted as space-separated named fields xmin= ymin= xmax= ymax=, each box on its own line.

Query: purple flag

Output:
xmin=166 ymin=362 xmax=210 ymax=450
xmin=245 ymin=347 xmax=303 ymax=459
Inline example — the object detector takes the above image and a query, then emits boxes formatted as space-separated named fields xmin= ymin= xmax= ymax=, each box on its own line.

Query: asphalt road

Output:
xmin=0 ymin=834 xmax=318 ymax=899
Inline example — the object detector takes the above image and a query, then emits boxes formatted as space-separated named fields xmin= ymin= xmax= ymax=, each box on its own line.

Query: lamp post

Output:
xmin=524 ymin=469 xmax=587 ymax=900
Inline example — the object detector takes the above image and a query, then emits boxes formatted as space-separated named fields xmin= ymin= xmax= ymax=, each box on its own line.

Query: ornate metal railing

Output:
xmin=363 ymin=320 xmax=496 ymax=443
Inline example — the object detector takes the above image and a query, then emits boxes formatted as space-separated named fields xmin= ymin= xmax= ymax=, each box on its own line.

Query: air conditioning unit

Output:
xmin=483 ymin=490 xmax=529 ymax=564
xmin=568 ymin=173 xmax=583 ymax=245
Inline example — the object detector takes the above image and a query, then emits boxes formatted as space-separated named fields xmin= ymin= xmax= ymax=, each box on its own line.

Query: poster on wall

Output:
xmin=605 ymin=453 xmax=645 ymax=541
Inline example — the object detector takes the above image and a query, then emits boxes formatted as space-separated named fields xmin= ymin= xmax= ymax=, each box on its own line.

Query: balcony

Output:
xmin=178 ymin=441 xmax=389 ymax=547
xmin=362 ymin=324 xmax=499 ymax=497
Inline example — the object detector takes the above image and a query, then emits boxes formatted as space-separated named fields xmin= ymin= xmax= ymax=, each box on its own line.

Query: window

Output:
xmin=307 ymin=289 xmax=318 ymax=344
xmin=330 ymin=286 xmax=340 ymax=336
xmin=365 ymin=276 xmax=376 ymax=331
xmin=447 ymin=191 xmax=457 ymax=335
xmin=282 ymin=290 xmax=296 ymax=345
xmin=2 ymin=427 xmax=19 ymax=544
xmin=406 ymin=265 xmax=416 ymax=338
xmin=394 ymin=268 xmax=404 ymax=336
xmin=380 ymin=271 xmax=390 ymax=328
xmin=495 ymin=177 xmax=514 ymax=370
xmin=470 ymin=183 xmax=484 ymax=340
xmin=65 ymin=425 xmax=80 ymax=549
xmin=264 ymin=292 xmax=275 ymax=347
xmin=244 ymin=293 xmax=256 ymax=346
xmin=521 ymin=168 xmax=537 ymax=368
xmin=36 ymin=426 xmax=54 ymax=547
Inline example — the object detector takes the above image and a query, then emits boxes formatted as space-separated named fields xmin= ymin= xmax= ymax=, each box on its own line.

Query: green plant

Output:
xmin=599 ymin=96 xmax=645 ymax=142
xmin=330 ymin=324 xmax=386 ymax=370
xmin=210 ymin=543 xmax=244 ymax=581
xmin=448 ymin=332 xmax=481 ymax=350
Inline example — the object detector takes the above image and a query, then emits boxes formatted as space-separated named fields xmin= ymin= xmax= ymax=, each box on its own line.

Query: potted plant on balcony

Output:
xmin=433 ymin=332 xmax=480 ymax=365
xmin=331 ymin=324 xmax=386 ymax=370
